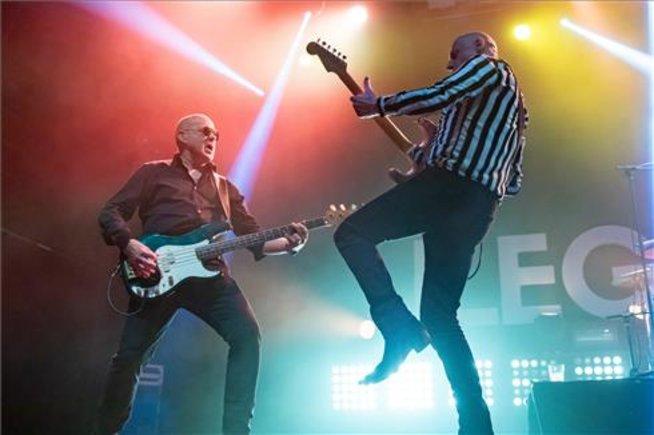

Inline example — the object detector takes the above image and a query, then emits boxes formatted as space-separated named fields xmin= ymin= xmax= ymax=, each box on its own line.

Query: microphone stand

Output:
xmin=616 ymin=162 xmax=654 ymax=376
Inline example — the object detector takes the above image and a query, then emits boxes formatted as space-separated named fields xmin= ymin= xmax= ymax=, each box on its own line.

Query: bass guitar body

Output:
xmin=120 ymin=225 xmax=226 ymax=300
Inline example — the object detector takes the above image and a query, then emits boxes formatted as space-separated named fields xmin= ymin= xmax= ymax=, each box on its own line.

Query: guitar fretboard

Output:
xmin=195 ymin=217 xmax=327 ymax=261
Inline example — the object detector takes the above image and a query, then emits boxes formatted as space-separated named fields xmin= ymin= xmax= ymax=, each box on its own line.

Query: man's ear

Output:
xmin=474 ymin=37 xmax=485 ymax=54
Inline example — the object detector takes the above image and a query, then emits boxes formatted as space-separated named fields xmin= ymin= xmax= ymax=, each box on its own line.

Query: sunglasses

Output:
xmin=198 ymin=126 xmax=218 ymax=139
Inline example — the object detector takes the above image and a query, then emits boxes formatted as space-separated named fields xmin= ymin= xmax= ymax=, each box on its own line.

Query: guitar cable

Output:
xmin=2 ymin=227 xmax=147 ymax=316
xmin=106 ymin=264 xmax=145 ymax=316
xmin=467 ymin=242 xmax=483 ymax=280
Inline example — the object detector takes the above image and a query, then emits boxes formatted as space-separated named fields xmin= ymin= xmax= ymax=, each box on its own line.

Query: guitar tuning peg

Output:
xmin=321 ymin=41 xmax=326 ymax=46
xmin=330 ymin=204 xmax=337 ymax=211
xmin=343 ymin=55 xmax=347 ymax=60
xmin=339 ymin=204 xmax=346 ymax=211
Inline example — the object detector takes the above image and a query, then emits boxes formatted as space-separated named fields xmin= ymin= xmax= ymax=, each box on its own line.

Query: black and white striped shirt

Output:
xmin=377 ymin=54 xmax=528 ymax=198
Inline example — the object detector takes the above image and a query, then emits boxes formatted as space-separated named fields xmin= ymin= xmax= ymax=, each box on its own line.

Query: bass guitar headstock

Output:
xmin=324 ymin=203 xmax=357 ymax=226
xmin=306 ymin=38 xmax=348 ymax=76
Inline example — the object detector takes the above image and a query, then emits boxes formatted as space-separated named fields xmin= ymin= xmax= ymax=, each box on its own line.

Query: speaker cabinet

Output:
xmin=528 ymin=378 xmax=654 ymax=434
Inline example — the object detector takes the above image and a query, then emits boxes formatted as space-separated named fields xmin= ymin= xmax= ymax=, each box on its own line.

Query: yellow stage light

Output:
xmin=514 ymin=24 xmax=532 ymax=41
xmin=346 ymin=5 xmax=368 ymax=27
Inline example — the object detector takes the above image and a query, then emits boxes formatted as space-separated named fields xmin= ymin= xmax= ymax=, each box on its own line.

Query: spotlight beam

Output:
xmin=77 ymin=1 xmax=264 ymax=96
xmin=648 ymin=3 xmax=654 ymax=209
xmin=229 ymin=12 xmax=312 ymax=197
xmin=560 ymin=18 xmax=653 ymax=75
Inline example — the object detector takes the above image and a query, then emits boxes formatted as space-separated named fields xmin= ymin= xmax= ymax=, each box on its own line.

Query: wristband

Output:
xmin=376 ymin=96 xmax=386 ymax=117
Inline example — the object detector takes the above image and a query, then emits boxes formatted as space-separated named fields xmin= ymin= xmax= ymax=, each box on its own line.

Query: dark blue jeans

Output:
xmin=334 ymin=166 xmax=497 ymax=434
xmin=97 ymin=275 xmax=260 ymax=435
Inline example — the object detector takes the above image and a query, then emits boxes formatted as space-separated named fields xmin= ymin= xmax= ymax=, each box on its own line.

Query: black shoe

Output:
xmin=359 ymin=324 xmax=430 ymax=385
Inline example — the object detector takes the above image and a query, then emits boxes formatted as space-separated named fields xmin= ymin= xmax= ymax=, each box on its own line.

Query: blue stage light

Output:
xmin=560 ymin=17 xmax=653 ymax=74
xmin=648 ymin=2 xmax=654 ymax=225
xmin=78 ymin=2 xmax=264 ymax=96
xmin=228 ymin=12 xmax=312 ymax=196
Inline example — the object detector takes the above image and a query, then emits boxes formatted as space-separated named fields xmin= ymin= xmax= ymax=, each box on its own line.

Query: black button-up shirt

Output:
xmin=98 ymin=154 xmax=264 ymax=270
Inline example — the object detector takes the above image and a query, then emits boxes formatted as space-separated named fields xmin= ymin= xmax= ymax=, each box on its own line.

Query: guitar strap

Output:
xmin=212 ymin=173 xmax=231 ymax=222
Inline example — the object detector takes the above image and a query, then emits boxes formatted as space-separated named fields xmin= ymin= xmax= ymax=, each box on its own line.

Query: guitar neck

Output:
xmin=338 ymin=71 xmax=415 ymax=156
xmin=196 ymin=217 xmax=327 ymax=260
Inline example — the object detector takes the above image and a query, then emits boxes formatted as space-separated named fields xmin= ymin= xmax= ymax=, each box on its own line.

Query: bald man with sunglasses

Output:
xmin=96 ymin=113 xmax=308 ymax=435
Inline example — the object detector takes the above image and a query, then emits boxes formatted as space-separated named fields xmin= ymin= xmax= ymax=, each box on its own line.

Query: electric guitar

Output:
xmin=306 ymin=39 xmax=427 ymax=183
xmin=121 ymin=204 xmax=356 ymax=299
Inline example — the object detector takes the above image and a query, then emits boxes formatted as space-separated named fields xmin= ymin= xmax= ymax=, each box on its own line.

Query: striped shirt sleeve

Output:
xmin=506 ymin=96 xmax=529 ymax=196
xmin=378 ymin=55 xmax=501 ymax=117
xmin=505 ymin=138 xmax=525 ymax=196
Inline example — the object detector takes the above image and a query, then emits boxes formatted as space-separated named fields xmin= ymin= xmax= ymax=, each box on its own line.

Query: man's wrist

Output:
xmin=115 ymin=232 xmax=133 ymax=251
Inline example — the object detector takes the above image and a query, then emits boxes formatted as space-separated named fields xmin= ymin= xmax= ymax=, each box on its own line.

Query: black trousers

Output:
xmin=334 ymin=166 xmax=497 ymax=434
xmin=97 ymin=275 xmax=260 ymax=435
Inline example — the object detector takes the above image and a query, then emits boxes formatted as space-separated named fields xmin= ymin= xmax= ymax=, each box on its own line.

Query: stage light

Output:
xmin=358 ymin=320 xmax=376 ymax=340
xmin=386 ymin=362 xmax=434 ymax=410
xmin=572 ymin=355 xmax=625 ymax=380
xmin=513 ymin=24 xmax=532 ymax=41
xmin=511 ymin=357 xmax=557 ymax=406
xmin=562 ymin=5 xmax=654 ymax=231
xmin=77 ymin=1 xmax=264 ymax=96
xmin=560 ymin=17 xmax=653 ymax=75
xmin=346 ymin=5 xmax=368 ymax=27
xmin=228 ymin=11 xmax=312 ymax=196
xmin=331 ymin=362 xmax=435 ymax=411
xmin=475 ymin=359 xmax=495 ymax=406
xmin=648 ymin=3 xmax=654 ymax=219
xmin=331 ymin=365 xmax=378 ymax=411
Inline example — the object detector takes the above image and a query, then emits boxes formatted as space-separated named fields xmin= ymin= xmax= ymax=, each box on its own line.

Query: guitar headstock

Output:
xmin=306 ymin=38 xmax=348 ymax=76
xmin=324 ymin=203 xmax=357 ymax=226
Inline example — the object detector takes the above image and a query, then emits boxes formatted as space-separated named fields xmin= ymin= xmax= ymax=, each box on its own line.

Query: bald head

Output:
xmin=176 ymin=113 xmax=214 ymax=136
xmin=447 ymin=32 xmax=498 ymax=71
